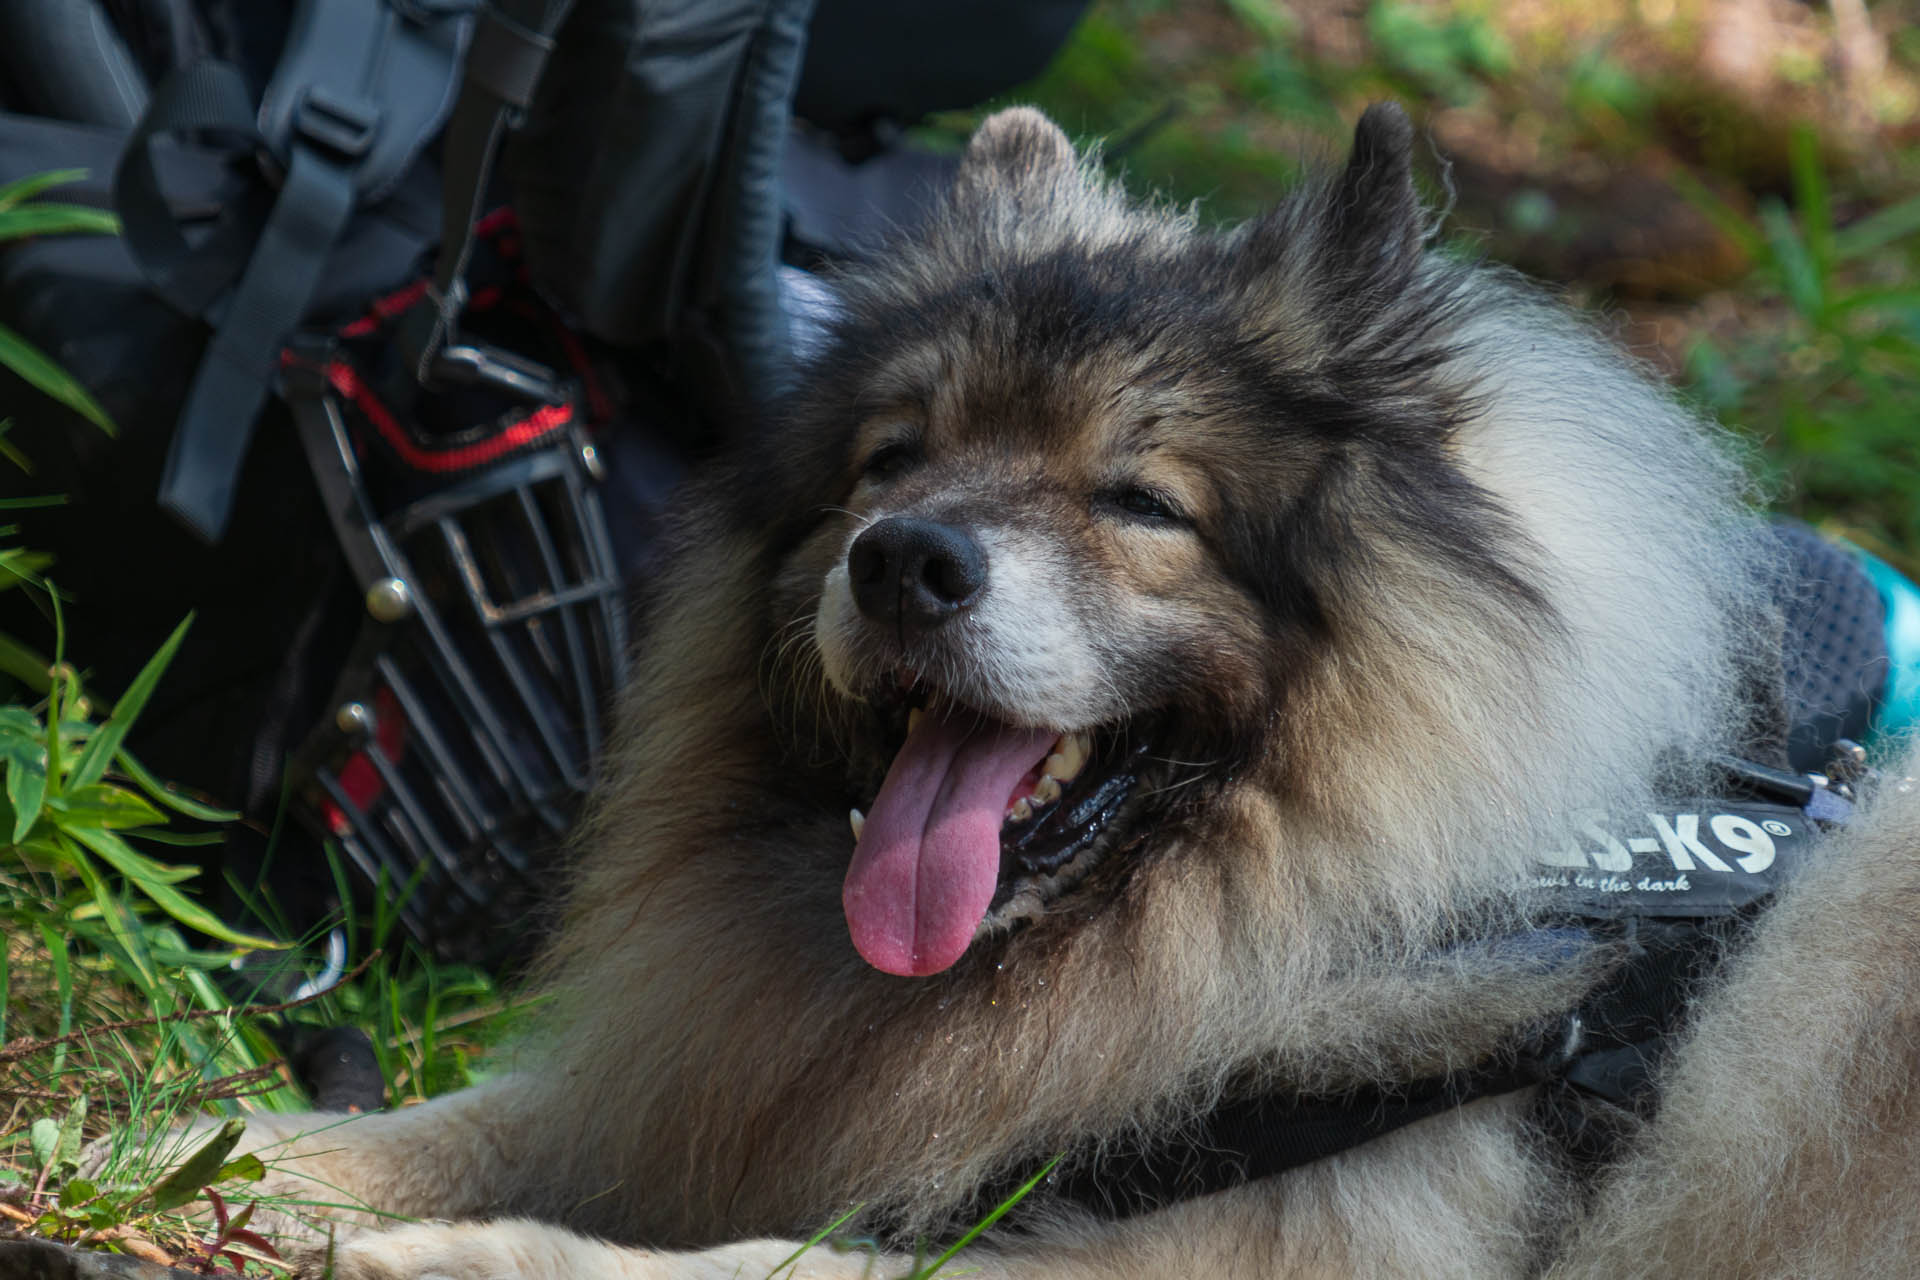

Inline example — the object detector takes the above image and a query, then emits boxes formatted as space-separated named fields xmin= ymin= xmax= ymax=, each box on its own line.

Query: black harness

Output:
xmin=1008 ymin=754 xmax=1859 ymax=1222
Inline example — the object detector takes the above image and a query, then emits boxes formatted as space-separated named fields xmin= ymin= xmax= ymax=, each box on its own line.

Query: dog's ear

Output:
xmin=954 ymin=108 xmax=1080 ymax=204
xmin=1325 ymin=103 xmax=1423 ymax=282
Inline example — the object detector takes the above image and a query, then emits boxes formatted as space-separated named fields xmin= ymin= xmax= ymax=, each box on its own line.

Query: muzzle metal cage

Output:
xmin=279 ymin=247 xmax=629 ymax=965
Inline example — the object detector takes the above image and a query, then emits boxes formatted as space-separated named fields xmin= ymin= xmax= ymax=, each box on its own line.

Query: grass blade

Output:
xmin=51 ymin=781 xmax=168 ymax=832
xmin=62 ymin=833 xmax=159 ymax=990
xmin=0 ymin=169 xmax=88 ymax=210
xmin=0 ymin=548 xmax=56 ymax=593
xmin=44 ymin=605 xmax=65 ymax=786
xmin=1834 ymin=191 xmax=1920 ymax=263
xmin=36 ymin=921 xmax=74 ymax=1073
xmin=6 ymin=740 xmax=48 ymax=844
xmin=1666 ymin=167 xmax=1765 ymax=263
xmin=0 ymin=631 xmax=52 ymax=691
xmin=0 ymin=419 xmax=30 ymax=472
xmin=67 ymin=824 xmax=282 ymax=950
xmin=69 ymin=615 xmax=192 ymax=791
xmin=122 ymin=827 xmax=228 ymax=848
xmin=147 ymin=1117 xmax=247 ymax=1213
xmin=1758 ymin=198 xmax=1823 ymax=319
xmin=767 ymin=1202 xmax=868 ymax=1277
xmin=1786 ymin=123 xmax=1832 ymax=275
xmin=115 ymin=747 xmax=240 ymax=822
xmin=0 ymin=320 xmax=116 ymax=435
xmin=909 ymin=1155 xmax=1061 ymax=1279
xmin=0 ymin=204 xmax=121 ymax=239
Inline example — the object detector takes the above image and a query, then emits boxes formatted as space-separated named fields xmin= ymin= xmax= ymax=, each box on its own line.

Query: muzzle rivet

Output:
xmin=335 ymin=700 xmax=375 ymax=737
xmin=365 ymin=576 xmax=415 ymax=623
xmin=579 ymin=441 xmax=606 ymax=483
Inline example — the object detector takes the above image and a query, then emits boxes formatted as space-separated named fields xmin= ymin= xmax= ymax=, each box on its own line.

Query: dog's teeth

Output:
xmin=1045 ymin=733 xmax=1091 ymax=782
xmin=907 ymin=707 xmax=925 ymax=734
xmin=850 ymin=808 xmax=866 ymax=842
xmin=1032 ymin=775 xmax=1062 ymax=806
xmin=1007 ymin=797 xmax=1033 ymax=823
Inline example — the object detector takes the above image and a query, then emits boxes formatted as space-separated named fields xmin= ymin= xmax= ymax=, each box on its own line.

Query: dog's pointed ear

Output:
xmin=1327 ymin=102 xmax=1423 ymax=276
xmin=954 ymin=107 xmax=1079 ymax=202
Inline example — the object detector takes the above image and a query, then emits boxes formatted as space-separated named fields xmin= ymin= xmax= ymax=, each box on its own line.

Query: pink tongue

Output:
xmin=843 ymin=714 xmax=1055 ymax=976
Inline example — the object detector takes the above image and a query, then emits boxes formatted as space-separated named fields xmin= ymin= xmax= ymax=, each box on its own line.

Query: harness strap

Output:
xmin=986 ymin=767 xmax=1851 ymax=1226
xmin=1040 ymin=1054 xmax=1565 ymax=1221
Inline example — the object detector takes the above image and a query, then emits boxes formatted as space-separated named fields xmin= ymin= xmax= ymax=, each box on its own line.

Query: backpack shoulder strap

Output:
xmin=114 ymin=0 xmax=473 ymax=541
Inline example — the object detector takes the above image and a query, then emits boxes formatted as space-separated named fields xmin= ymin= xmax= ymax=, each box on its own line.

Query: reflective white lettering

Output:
xmin=1709 ymin=814 xmax=1776 ymax=873
xmin=1578 ymin=819 xmax=1633 ymax=872
xmin=1538 ymin=841 xmax=1588 ymax=870
xmin=1647 ymin=813 xmax=1733 ymax=873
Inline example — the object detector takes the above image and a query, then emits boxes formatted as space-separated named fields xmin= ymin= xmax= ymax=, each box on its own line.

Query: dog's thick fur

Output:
xmin=237 ymin=106 xmax=1920 ymax=1279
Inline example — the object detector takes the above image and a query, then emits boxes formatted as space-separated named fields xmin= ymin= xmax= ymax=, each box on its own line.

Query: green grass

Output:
xmin=2 ymin=507 xmax=519 ymax=1271
xmin=1678 ymin=126 xmax=1920 ymax=571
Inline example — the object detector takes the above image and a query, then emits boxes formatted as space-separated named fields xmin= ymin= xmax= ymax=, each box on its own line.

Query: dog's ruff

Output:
xmin=221 ymin=106 xmax=1920 ymax=1279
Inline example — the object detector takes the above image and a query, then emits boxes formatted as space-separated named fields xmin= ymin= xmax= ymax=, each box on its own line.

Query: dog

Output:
xmin=228 ymin=104 xmax=1920 ymax=1278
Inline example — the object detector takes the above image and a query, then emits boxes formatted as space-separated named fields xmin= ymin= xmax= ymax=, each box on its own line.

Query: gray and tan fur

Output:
xmin=221 ymin=107 xmax=1919 ymax=1279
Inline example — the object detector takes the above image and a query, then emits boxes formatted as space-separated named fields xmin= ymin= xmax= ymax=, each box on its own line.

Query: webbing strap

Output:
xmin=114 ymin=0 xmax=474 ymax=541
xmin=403 ymin=0 xmax=572 ymax=385
xmin=1036 ymin=1055 xmax=1557 ymax=1221
xmin=161 ymin=147 xmax=358 ymax=538
xmin=112 ymin=60 xmax=262 ymax=320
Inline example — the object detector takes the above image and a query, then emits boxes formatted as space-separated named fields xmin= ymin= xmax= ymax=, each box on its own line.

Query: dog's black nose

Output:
xmin=848 ymin=517 xmax=987 ymax=635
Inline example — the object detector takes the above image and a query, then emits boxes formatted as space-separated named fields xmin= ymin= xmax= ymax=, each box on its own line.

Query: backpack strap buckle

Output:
xmin=295 ymin=87 xmax=382 ymax=163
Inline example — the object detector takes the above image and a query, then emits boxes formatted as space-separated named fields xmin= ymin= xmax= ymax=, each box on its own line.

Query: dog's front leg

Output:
xmin=306 ymin=1139 xmax=1537 ymax=1280
xmin=307 ymin=1220 xmax=1159 ymax=1280
xmin=231 ymin=1071 xmax=559 ymax=1235
xmin=304 ymin=1222 xmax=791 ymax=1280
xmin=308 ymin=1224 xmax=915 ymax=1280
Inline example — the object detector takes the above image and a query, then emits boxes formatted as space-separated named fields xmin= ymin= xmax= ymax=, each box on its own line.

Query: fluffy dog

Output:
xmin=231 ymin=105 xmax=1920 ymax=1278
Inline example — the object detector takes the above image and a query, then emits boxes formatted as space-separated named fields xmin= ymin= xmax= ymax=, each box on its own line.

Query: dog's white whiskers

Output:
xmin=815 ymin=504 xmax=874 ymax=530
xmin=1140 ymin=770 xmax=1215 ymax=800
xmin=1146 ymin=753 xmax=1217 ymax=770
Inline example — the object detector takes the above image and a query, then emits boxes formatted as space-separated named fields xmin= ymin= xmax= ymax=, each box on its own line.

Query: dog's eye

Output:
xmin=1104 ymin=485 xmax=1186 ymax=525
xmin=862 ymin=440 xmax=921 ymax=480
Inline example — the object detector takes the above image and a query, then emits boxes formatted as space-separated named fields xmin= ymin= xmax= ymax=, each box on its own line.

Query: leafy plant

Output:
xmin=2 ymin=1080 xmax=295 ymax=1272
xmin=2 ymin=610 xmax=274 ymax=959
xmin=1677 ymin=125 xmax=1920 ymax=570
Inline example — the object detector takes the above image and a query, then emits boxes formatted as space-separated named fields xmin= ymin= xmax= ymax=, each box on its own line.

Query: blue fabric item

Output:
xmin=1856 ymin=547 xmax=1920 ymax=746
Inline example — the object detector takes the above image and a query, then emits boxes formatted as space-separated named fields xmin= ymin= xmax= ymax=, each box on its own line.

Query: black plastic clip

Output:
xmin=295 ymin=87 xmax=382 ymax=163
